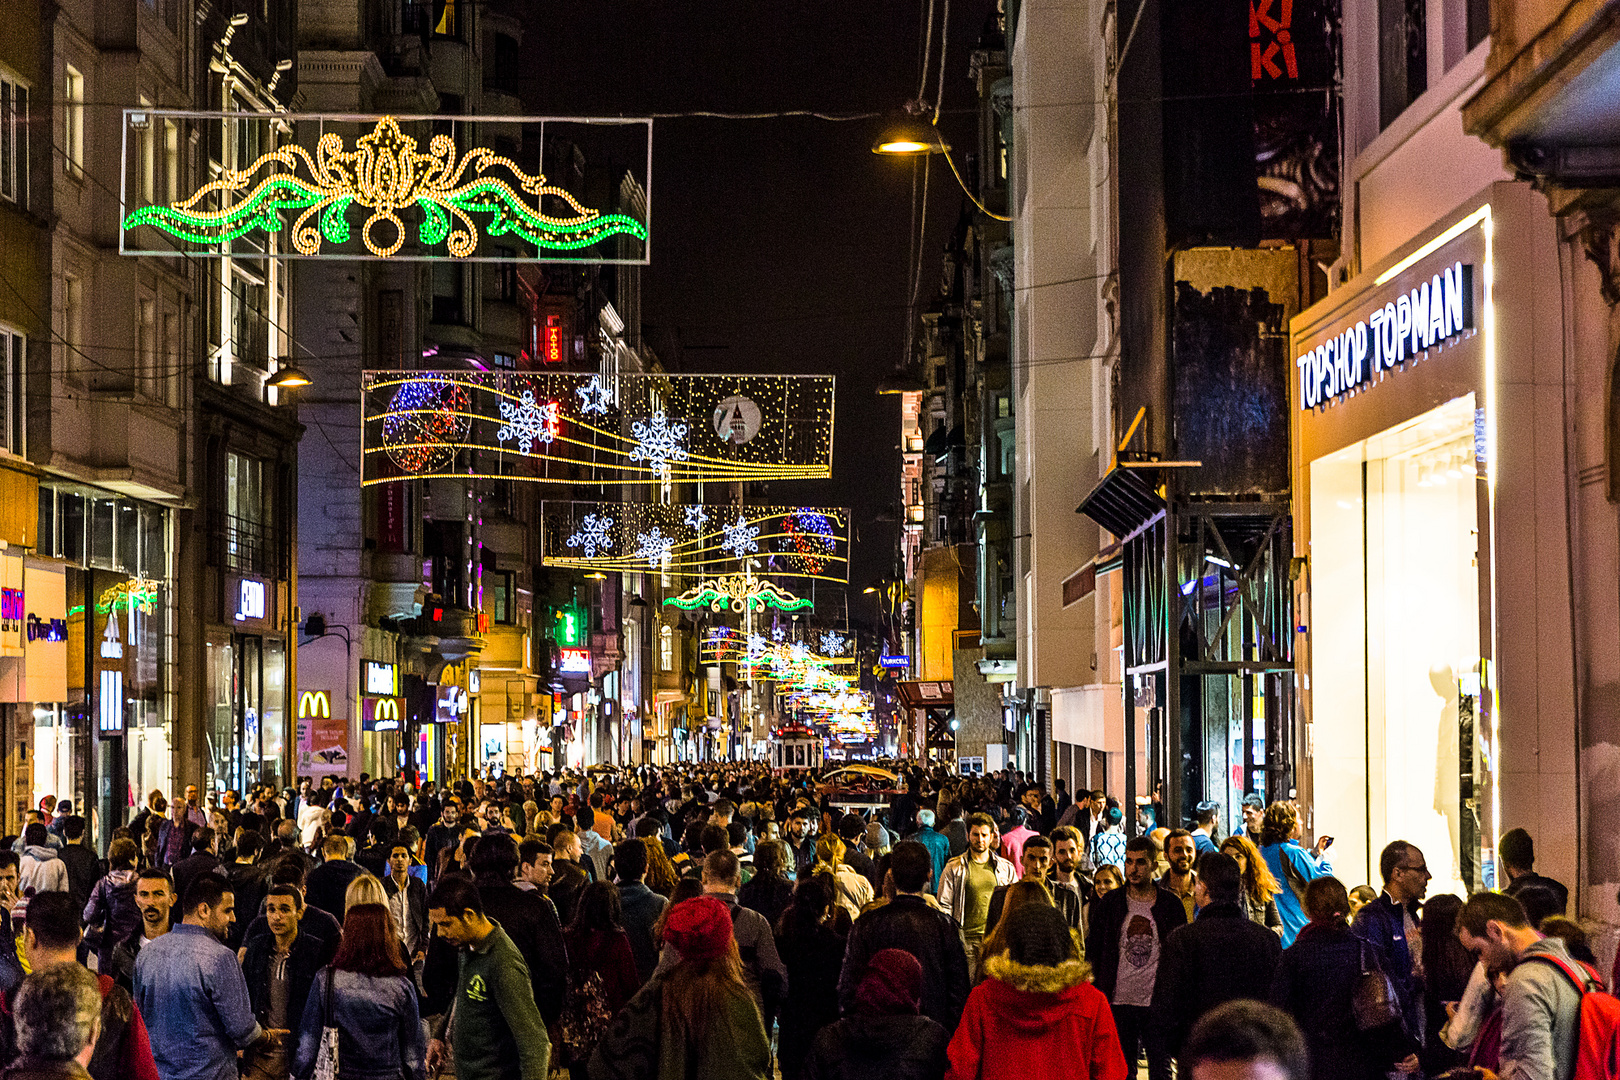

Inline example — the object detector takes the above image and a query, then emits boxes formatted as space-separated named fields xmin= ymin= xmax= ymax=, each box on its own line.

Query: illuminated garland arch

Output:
xmin=664 ymin=576 xmax=812 ymax=614
xmin=121 ymin=114 xmax=649 ymax=259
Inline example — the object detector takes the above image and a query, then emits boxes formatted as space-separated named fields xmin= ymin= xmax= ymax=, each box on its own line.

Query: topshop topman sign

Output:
xmin=120 ymin=112 xmax=651 ymax=263
xmin=1297 ymin=262 xmax=1475 ymax=411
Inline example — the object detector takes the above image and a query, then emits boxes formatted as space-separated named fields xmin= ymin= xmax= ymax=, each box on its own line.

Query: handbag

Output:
xmin=1352 ymin=940 xmax=1403 ymax=1032
xmin=313 ymin=968 xmax=340 ymax=1080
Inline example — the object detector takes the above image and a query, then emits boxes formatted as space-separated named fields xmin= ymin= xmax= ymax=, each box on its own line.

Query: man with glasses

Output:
xmin=1352 ymin=840 xmax=1429 ymax=1069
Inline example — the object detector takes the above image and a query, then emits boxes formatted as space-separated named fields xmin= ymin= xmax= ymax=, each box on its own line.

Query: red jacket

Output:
xmin=946 ymin=955 xmax=1127 ymax=1080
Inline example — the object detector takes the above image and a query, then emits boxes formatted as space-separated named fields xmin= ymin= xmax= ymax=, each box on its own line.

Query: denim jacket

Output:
xmin=291 ymin=968 xmax=425 ymax=1080
xmin=133 ymin=923 xmax=263 ymax=1080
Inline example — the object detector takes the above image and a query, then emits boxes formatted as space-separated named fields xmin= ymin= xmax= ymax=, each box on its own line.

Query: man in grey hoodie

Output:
xmin=17 ymin=825 xmax=66 ymax=896
xmin=1457 ymin=891 xmax=1588 ymax=1080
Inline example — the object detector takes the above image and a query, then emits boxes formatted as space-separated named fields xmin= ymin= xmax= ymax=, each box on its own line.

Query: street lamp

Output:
xmin=269 ymin=364 xmax=312 ymax=389
xmin=871 ymin=114 xmax=951 ymax=156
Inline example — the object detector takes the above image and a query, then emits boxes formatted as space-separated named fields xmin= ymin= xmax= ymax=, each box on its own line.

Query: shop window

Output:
xmin=1 ymin=72 xmax=30 ymax=208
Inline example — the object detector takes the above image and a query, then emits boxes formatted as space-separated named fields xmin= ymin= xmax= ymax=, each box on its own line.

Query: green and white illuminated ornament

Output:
xmin=664 ymin=576 xmax=812 ymax=614
xmin=120 ymin=112 xmax=651 ymax=262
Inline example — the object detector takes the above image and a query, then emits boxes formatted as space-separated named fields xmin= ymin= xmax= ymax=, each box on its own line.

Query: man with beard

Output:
xmin=1158 ymin=830 xmax=1199 ymax=921
xmin=1085 ymin=835 xmax=1187 ymax=1080
xmin=1048 ymin=825 xmax=1091 ymax=932
xmin=104 ymin=870 xmax=176 ymax=991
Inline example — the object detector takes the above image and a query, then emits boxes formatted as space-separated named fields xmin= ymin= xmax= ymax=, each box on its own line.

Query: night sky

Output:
xmin=519 ymin=1 xmax=992 ymax=597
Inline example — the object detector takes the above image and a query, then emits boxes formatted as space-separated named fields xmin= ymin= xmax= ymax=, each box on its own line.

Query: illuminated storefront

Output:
xmin=28 ymin=484 xmax=175 ymax=838
xmin=1291 ymin=183 xmax=1569 ymax=897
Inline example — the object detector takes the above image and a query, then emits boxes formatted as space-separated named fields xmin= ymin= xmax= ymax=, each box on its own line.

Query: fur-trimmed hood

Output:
xmin=970 ymin=953 xmax=1112 ymax=1042
xmin=983 ymin=953 xmax=1092 ymax=993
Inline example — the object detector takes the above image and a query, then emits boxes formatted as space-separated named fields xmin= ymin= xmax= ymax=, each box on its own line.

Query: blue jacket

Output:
xmin=1351 ymin=893 xmax=1424 ymax=1044
xmin=134 ymin=923 xmax=263 ymax=1080
xmin=910 ymin=826 xmax=950 ymax=893
xmin=1259 ymin=841 xmax=1332 ymax=946
xmin=292 ymin=968 xmax=426 ymax=1080
xmin=615 ymin=881 xmax=667 ymax=985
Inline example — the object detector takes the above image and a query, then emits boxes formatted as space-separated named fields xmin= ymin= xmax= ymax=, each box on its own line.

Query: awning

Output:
xmin=896 ymin=680 xmax=953 ymax=709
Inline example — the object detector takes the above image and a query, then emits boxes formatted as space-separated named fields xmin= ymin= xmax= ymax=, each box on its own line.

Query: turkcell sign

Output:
xmin=1297 ymin=262 xmax=1474 ymax=411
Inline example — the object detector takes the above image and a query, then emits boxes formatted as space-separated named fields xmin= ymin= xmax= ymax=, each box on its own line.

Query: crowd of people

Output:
xmin=0 ymin=766 xmax=1607 ymax=1080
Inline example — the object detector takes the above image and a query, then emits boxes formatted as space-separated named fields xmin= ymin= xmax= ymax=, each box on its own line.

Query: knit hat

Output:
xmin=661 ymin=895 xmax=733 ymax=962
xmin=855 ymin=948 xmax=922 ymax=1015
xmin=1001 ymin=903 xmax=1076 ymax=968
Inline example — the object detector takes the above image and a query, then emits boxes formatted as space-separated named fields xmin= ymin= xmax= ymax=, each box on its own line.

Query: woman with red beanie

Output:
xmin=800 ymin=948 xmax=949 ymax=1080
xmin=586 ymin=895 xmax=771 ymax=1080
xmin=946 ymin=904 xmax=1128 ymax=1080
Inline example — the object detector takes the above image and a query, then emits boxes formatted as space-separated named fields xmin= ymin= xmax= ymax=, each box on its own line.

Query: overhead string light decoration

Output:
xmin=362 ymin=372 xmax=833 ymax=486
xmin=539 ymin=501 xmax=850 ymax=579
xmin=121 ymin=113 xmax=650 ymax=260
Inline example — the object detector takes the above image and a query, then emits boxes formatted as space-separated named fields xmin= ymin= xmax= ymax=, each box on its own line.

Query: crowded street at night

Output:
xmin=0 ymin=0 xmax=1619 ymax=1077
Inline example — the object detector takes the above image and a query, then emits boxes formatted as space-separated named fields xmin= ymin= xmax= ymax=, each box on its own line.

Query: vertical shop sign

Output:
xmin=0 ymin=555 xmax=23 ymax=657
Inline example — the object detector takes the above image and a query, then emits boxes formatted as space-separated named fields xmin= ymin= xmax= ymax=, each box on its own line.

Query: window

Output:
xmin=493 ymin=248 xmax=516 ymax=301
xmin=138 ymin=298 xmax=157 ymax=396
xmin=490 ymin=352 xmax=515 ymax=370
xmin=1 ymin=71 xmax=29 ymax=207
xmin=0 ymin=325 xmax=25 ymax=454
xmin=63 ymin=66 xmax=83 ymax=177
xmin=489 ymin=571 xmax=513 ymax=623
xmin=163 ymin=120 xmax=179 ymax=204
xmin=161 ymin=311 xmax=178 ymax=405
xmin=431 ymin=263 xmax=466 ymax=325
xmin=659 ymin=624 xmax=674 ymax=671
xmin=63 ymin=274 xmax=82 ymax=355
xmin=1379 ymin=0 xmax=1427 ymax=129
xmin=224 ymin=451 xmax=275 ymax=574
xmin=138 ymin=98 xmax=155 ymax=201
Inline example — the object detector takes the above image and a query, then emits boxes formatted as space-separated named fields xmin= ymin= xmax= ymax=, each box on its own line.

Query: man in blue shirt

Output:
xmin=135 ymin=874 xmax=278 ymax=1080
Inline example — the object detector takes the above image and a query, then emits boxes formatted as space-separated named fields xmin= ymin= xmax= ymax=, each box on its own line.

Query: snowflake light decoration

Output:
xmin=635 ymin=528 xmax=675 ymax=566
xmin=496 ymin=390 xmax=559 ymax=454
xmin=684 ymin=505 xmax=710 ymax=531
xmin=628 ymin=411 xmax=689 ymax=478
xmin=576 ymin=376 xmax=611 ymax=416
xmin=721 ymin=515 xmax=760 ymax=560
xmin=565 ymin=513 xmax=613 ymax=558
xmin=819 ymin=631 xmax=847 ymax=656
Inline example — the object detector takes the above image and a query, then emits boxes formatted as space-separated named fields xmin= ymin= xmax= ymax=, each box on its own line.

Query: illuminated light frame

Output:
xmin=362 ymin=371 xmax=835 ymax=486
xmin=119 ymin=111 xmax=652 ymax=262
xmin=1384 ymin=205 xmax=1501 ymax=881
xmin=665 ymin=575 xmax=811 ymax=614
xmin=543 ymin=501 xmax=851 ymax=580
xmin=1299 ymin=202 xmax=1501 ymax=887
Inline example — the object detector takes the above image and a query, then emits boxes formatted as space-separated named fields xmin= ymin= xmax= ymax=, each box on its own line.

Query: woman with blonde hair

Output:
xmin=1218 ymin=834 xmax=1283 ymax=934
xmin=344 ymin=872 xmax=388 ymax=914
xmin=812 ymin=835 xmax=873 ymax=922
xmin=641 ymin=836 xmax=680 ymax=899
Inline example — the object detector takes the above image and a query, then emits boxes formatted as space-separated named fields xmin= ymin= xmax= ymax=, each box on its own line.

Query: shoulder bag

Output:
xmin=313 ymin=968 xmax=340 ymax=1080
xmin=1352 ymin=940 xmax=1403 ymax=1032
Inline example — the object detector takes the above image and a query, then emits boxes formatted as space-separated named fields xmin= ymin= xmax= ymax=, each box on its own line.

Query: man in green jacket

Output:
xmin=426 ymin=878 xmax=550 ymax=1080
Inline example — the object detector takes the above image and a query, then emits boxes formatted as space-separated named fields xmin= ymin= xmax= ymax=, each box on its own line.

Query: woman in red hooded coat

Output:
xmin=946 ymin=903 xmax=1127 ymax=1080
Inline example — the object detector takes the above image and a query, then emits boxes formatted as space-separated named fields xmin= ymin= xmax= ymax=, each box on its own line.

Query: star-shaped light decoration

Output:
xmin=576 ymin=375 xmax=611 ymax=416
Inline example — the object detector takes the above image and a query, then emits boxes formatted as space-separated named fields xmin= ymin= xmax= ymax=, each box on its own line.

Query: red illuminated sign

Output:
xmin=545 ymin=315 xmax=564 ymax=364
xmin=1250 ymin=0 xmax=1298 ymax=81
